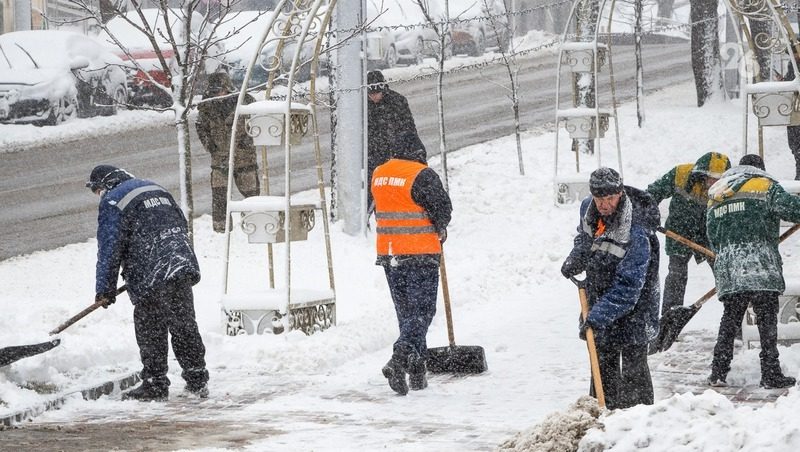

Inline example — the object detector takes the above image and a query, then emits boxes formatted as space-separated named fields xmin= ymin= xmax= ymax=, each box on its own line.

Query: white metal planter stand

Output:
xmin=220 ymin=0 xmax=336 ymax=336
xmin=553 ymin=0 xmax=623 ymax=205
xmin=721 ymin=0 xmax=800 ymax=155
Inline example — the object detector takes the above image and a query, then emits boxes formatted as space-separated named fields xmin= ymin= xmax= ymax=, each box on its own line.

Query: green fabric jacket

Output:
xmin=706 ymin=169 xmax=800 ymax=299
xmin=647 ymin=152 xmax=730 ymax=258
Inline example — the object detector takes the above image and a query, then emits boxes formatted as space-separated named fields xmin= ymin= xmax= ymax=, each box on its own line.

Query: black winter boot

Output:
xmin=760 ymin=374 xmax=796 ymax=389
xmin=408 ymin=354 xmax=427 ymax=391
xmin=382 ymin=347 xmax=409 ymax=396
xmin=122 ymin=378 xmax=169 ymax=402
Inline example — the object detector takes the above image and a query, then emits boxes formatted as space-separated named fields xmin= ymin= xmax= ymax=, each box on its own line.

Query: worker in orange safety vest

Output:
xmin=371 ymin=130 xmax=452 ymax=396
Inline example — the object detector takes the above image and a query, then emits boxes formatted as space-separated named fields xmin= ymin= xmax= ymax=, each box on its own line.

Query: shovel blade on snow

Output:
xmin=653 ymin=305 xmax=700 ymax=353
xmin=0 ymin=339 xmax=61 ymax=367
xmin=426 ymin=345 xmax=488 ymax=374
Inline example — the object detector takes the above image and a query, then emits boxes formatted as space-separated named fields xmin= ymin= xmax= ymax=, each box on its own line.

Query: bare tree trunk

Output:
xmin=574 ymin=0 xmax=598 ymax=155
xmin=690 ymin=0 xmax=720 ymax=106
xmin=635 ymin=0 xmax=645 ymax=127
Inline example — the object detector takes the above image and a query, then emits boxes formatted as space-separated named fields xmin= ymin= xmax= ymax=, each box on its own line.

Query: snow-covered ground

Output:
xmin=2 ymin=78 xmax=800 ymax=450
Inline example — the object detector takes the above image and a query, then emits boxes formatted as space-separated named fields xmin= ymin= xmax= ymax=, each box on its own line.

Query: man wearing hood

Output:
xmin=196 ymin=72 xmax=260 ymax=233
xmin=371 ymin=131 xmax=451 ymax=396
xmin=561 ymin=167 xmax=661 ymax=410
xmin=87 ymin=165 xmax=209 ymax=401
xmin=647 ymin=152 xmax=730 ymax=315
xmin=705 ymin=155 xmax=798 ymax=389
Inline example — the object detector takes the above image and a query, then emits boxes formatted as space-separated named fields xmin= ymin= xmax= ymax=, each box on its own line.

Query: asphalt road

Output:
xmin=0 ymin=42 xmax=693 ymax=261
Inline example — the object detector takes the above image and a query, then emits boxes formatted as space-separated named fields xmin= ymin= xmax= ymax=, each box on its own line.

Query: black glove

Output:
xmin=561 ymin=256 xmax=583 ymax=279
xmin=96 ymin=292 xmax=116 ymax=309
xmin=438 ymin=229 xmax=448 ymax=244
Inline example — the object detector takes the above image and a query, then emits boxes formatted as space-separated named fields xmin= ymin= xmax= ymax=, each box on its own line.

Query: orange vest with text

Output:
xmin=371 ymin=159 xmax=442 ymax=255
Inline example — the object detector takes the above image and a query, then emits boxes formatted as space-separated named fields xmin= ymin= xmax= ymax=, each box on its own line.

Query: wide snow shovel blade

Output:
xmin=652 ymin=290 xmax=713 ymax=353
xmin=49 ymin=285 xmax=128 ymax=336
xmin=427 ymin=253 xmax=488 ymax=374
xmin=570 ymin=276 xmax=605 ymax=409
xmin=0 ymin=339 xmax=61 ymax=367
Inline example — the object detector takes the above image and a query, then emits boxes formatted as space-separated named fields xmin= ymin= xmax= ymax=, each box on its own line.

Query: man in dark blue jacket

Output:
xmin=88 ymin=165 xmax=208 ymax=401
xmin=561 ymin=167 xmax=661 ymax=410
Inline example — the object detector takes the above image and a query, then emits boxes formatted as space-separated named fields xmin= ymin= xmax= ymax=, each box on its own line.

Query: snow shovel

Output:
xmin=426 ymin=253 xmax=488 ymax=374
xmin=570 ymin=276 xmax=605 ymax=409
xmin=656 ymin=227 xmax=715 ymax=261
xmin=0 ymin=339 xmax=61 ymax=367
xmin=49 ymin=285 xmax=128 ymax=335
xmin=653 ymin=224 xmax=800 ymax=352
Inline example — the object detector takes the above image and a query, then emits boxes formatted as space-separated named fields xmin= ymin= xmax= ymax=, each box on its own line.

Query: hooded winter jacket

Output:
xmin=706 ymin=166 xmax=800 ymax=299
xmin=95 ymin=178 xmax=200 ymax=304
xmin=565 ymin=187 xmax=661 ymax=346
xmin=647 ymin=152 xmax=730 ymax=258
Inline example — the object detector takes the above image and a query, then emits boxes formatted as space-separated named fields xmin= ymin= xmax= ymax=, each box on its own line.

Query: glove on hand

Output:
xmin=560 ymin=256 xmax=583 ymax=279
xmin=438 ymin=229 xmax=448 ymax=244
xmin=96 ymin=292 xmax=116 ymax=309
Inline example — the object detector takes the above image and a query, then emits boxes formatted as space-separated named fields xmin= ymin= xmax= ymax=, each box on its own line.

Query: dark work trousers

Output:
xmin=787 ymin=125 xmax=800 ymax=179
xmin=133 ymin=278 xmax=208 ymax=389
xmin=662 ymin=254 xmax=692 ymax=316
xmin=590 ymin=343 xmax=653 ymax=410
xmin=383 ymin=260 xmax=439 ymax=358
xmin=711 ymin=291 xmax=781 ymax=379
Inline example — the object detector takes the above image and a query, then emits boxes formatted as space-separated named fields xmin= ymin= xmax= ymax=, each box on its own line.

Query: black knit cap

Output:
xmin=367 ymin=70 xmax=387 ymax=93
xmin=86 ymin=165 xmax=133 ymax=192
xmin=589 ymin=167 xmax=623 ymax=197
xmin=739 ymin=154 xmax=765 ymax=171
xmin=393 ymin=131 xmax=427 ymax=164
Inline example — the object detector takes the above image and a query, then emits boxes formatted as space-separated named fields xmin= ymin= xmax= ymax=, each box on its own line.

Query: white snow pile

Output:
xmin=497 ymin=395 xmax=602 ymax=452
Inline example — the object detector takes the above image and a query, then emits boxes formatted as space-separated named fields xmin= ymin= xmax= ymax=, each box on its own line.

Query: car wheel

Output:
xmin=384 ymin=45 xmax=397 ymax=68
xmin=470 ymin=32 xmax=486 ymax=57
xmin=43 ymin=95 xmax=77 ymax=126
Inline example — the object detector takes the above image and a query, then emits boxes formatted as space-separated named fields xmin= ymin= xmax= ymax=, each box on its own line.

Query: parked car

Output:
xmin=0 ymin=30 xmax=128 ymax=126
xmin=448 ymin=0 xmax=510 ymax=56
xmin=366 ymin=1 xmax=399 ymax=69
xmin=95 ymin=8 xmax=226 ymax=106
xmin=376 ymin=0 xmax=451 ymax=65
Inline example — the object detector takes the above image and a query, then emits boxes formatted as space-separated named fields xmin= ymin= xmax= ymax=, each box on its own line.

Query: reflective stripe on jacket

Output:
xmin=372 ymin=159 xmax=441 ymax=255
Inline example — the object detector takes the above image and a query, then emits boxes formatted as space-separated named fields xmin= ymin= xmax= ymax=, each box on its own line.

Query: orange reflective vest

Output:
xmin=371 ymin=159 xmax=442 ymax=255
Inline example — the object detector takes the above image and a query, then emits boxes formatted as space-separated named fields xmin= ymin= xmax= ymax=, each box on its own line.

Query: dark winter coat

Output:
xmin=196 ymin=93 xmax=259 ymax=188
xmin=706 ymin=166 xmax=800 ymax=299
xmin=564 ymin=187 xmax=661 ymax=346
xmin=367 ymin=89 xmax=418 ymax=176
xmin=95 ymin=178 xmax=200 ymax=304
xmin=647 ymin=152 xmax=730 ymax=258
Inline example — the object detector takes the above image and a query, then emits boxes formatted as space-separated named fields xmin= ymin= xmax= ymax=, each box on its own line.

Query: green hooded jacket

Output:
xmin=647 ymin=152 xmax=730 ymax=258
xmin=706 ymin=167 xmax=800 ymax=299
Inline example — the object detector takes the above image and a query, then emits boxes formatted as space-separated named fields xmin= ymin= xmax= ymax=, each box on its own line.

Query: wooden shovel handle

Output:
xmin=439 ymin=253 xmax=456 ymax=347
xmin=656 ymin=227 xmax=715 ymax=260
xmin=576 ymin=282 xmax=606 ymax=409
xmin=49 ymin=285 xmax=127 ymax=336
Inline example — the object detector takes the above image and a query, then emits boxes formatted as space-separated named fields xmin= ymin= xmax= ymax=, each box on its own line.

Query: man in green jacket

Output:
xmin=647 ymin=152 xmax=730 ymax=315
xmin=705 ymin=154 xmax=797 ymax=389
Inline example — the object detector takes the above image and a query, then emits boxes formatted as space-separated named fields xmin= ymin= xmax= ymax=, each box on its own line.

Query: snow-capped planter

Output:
xmin=227 ymin=196 xmax=317 ymax=244
xmin=554 ymin=172 xmax=592 ymax=205
xmin=239 ymin=100 xmax=312 ymax=146
xmin=221 ymin=288 xmax=336 ymax=336
xmin=557 ymin=108 xmax=611 ymax=139
xmin=746 ymin=81 xmax=800 ymax=127
xmin=742 ymin=283 xmax=800 ymax=349
xmin=560 ymin=42 xmax=607 ymax=73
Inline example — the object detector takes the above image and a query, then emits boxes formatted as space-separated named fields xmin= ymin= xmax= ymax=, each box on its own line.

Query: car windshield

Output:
xmin=0 ymin=41 xmax=39 ymax=70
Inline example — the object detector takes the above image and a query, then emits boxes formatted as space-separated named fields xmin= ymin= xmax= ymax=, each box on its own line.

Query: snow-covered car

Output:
xmin=375 ymin=0 xmax=451 ymax=65
xmin=95 ymin=8 xmax=226 ymax=106
xmin=448 ymin=0 xmax=510 ymax=56
xmin=0 ymin=30 xmax=128 ymax=126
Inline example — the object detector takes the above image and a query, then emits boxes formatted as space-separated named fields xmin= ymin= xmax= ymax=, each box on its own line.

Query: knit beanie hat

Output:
xmin=589 ymin=167 xmax=623 ymax=197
